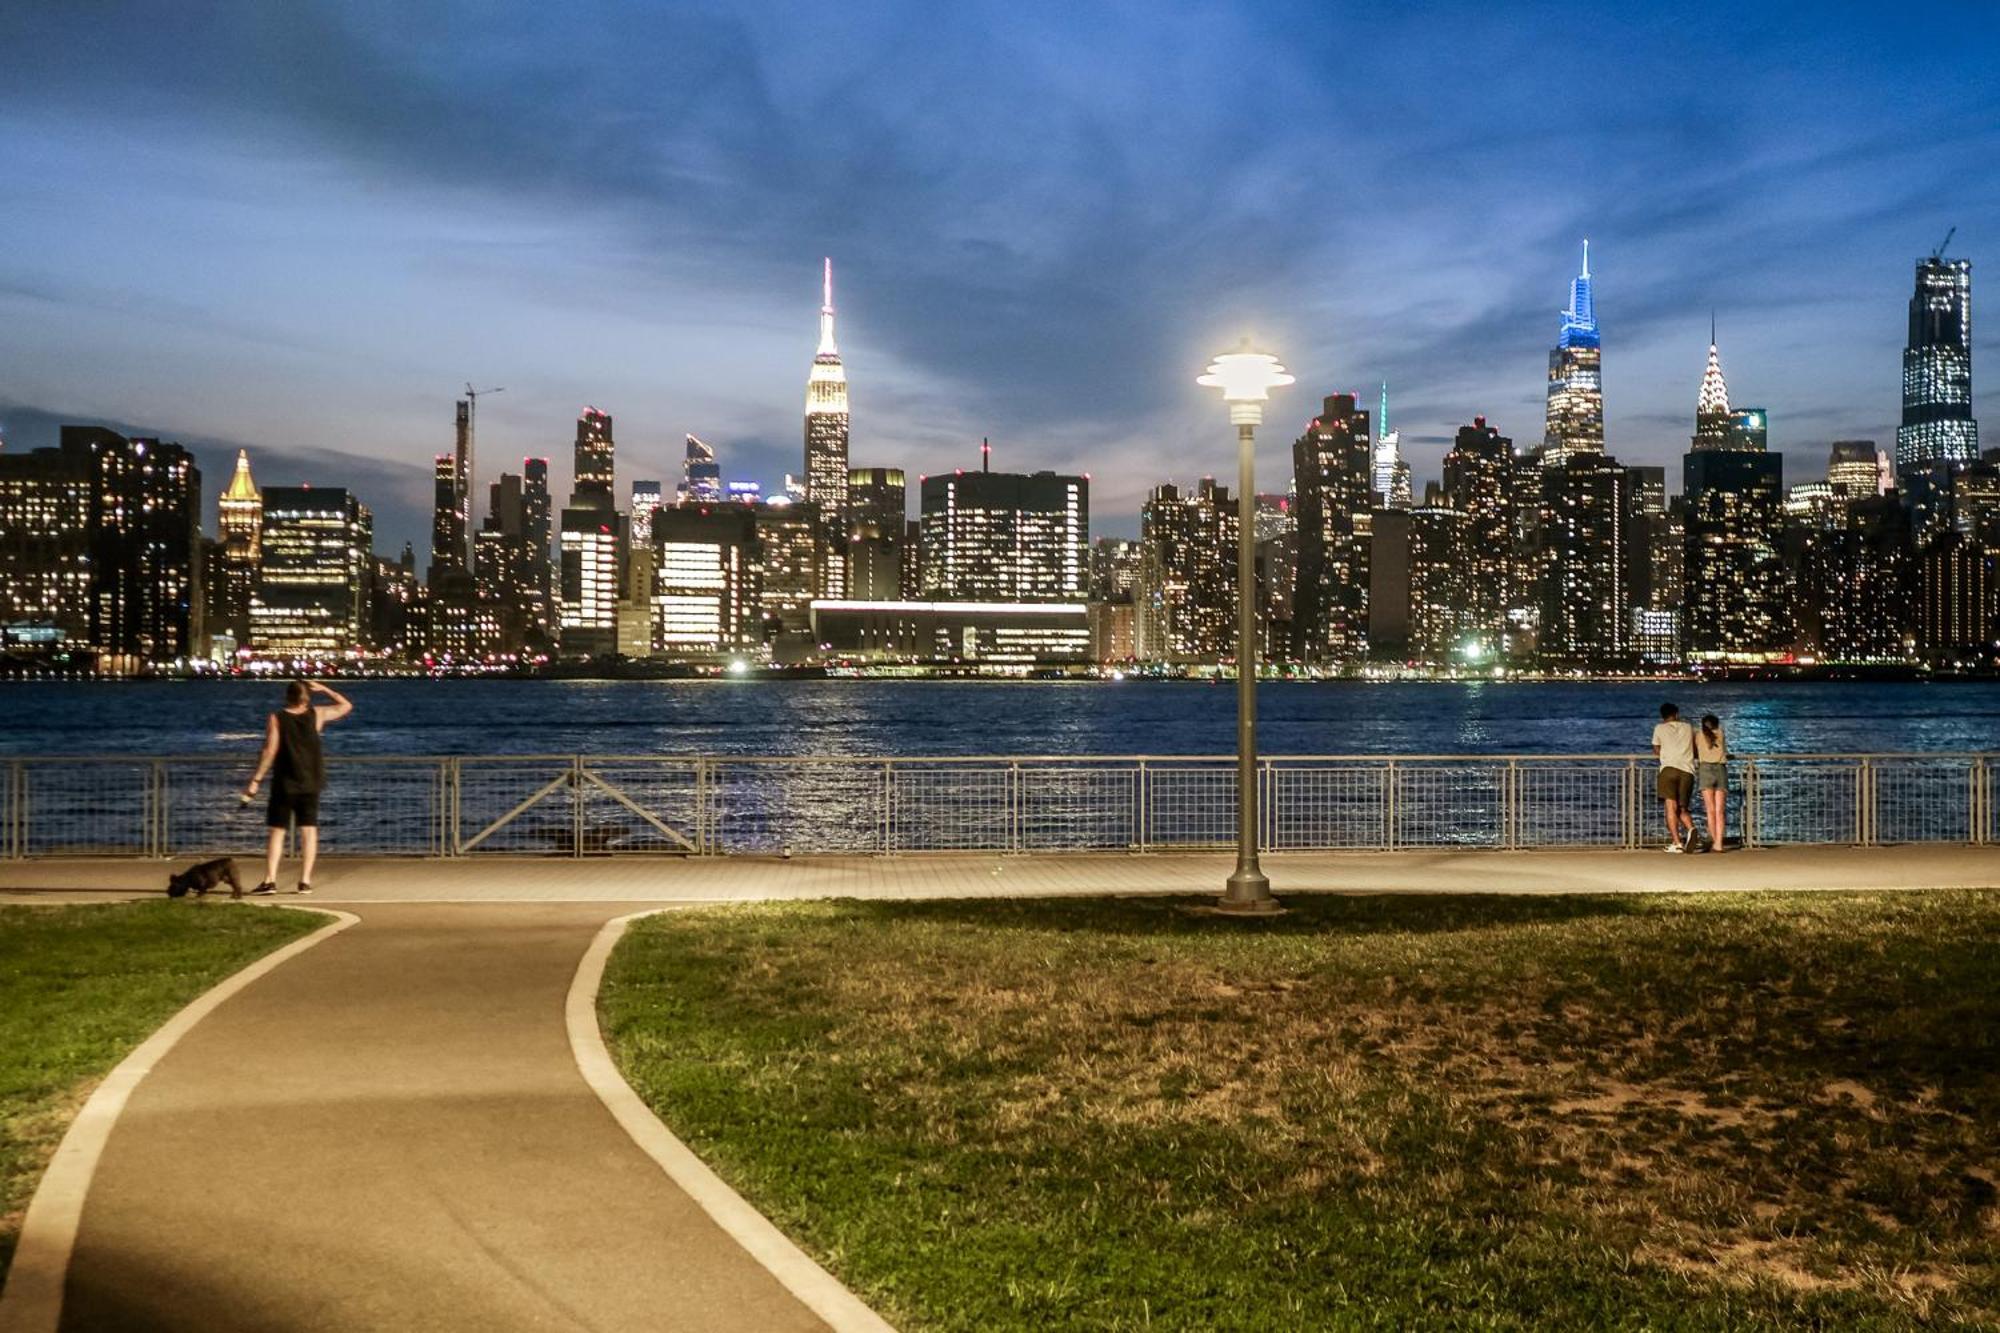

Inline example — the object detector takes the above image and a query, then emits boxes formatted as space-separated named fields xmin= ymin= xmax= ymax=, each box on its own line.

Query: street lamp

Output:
xmin=1197 ymin=342 xmax=1293 ymax=914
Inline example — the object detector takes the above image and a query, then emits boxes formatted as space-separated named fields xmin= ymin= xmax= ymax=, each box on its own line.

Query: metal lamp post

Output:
xmin=1197 ymin=343 xmax=1293 ymax=914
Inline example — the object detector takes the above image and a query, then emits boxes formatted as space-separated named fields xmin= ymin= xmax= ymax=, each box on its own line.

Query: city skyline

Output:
xmin=2 ymin=4 xmax=1997 ymax=555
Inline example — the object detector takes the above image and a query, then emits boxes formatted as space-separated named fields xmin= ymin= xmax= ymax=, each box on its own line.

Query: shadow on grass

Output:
xmin=818 ymin=890 xmax=1659 ymax=938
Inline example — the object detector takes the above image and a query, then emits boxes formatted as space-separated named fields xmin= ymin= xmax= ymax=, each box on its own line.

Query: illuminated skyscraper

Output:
xmin=1135 ymin=478 xmax=1238 ymax=663
xmin=81 ymin=429 xmax=201 ymax=671
xmin=1372 ymin=384 xmax=1411 ymax=508
xmin=1896 ymin=250 xmax=1977 ymax=477
xmin=559 ymin=408 xmax=620 ymax=657
xmin=0 ymin=434 xmax=92 ymax=652
xmin=804 ymin=258 xmax=850 ymax=523
xmin=630 ymin=480 xmax=663 ymax=547
xmin=919 ymin=459 xmax=1088 ymax=603
xmin=1690 ymin=327 xmax=1732 ymax=452
xmin=847 ymin=466 xmax=908 ymax=601
xmin=651 ymin=505 xmax=757 ymax=654
xmin=1441 ymin=417 xmax=1512 ymax=652
xmin=1683 ymin=408 xmax=1787 ymax=660
xmin=252 ymin=485 xmax=371 ymax=659
xmin=1537 ymin=453 xmax=1628 ymax=668
xmin=1828 ymin=441 xmax=1884 ymax=504
xmin=1291 ymin=393 xmax=1372 ymax=663
xmin=429 ymin=453 xmax=461 ymax=579
xmin=211 ymin=449 xmax=262 ymax=650
xmin=679 ymin=435 xmax=723 ymax=505
xmin=1542 ymin=242 xmax=1603 ymax=464
xmin=1369 ymin=504 xmax=1470 ymax=667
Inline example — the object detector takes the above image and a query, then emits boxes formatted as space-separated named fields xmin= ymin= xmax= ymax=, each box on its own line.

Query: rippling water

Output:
xmin=2 ymin=678 xmax=1995 ymax=757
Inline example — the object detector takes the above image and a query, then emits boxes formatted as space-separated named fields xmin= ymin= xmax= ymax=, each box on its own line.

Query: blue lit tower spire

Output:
xmin=1543 ymin=240 xmax=1606 ymax=461
xmin=1558 ymin=240 xmax=1599 ymax=350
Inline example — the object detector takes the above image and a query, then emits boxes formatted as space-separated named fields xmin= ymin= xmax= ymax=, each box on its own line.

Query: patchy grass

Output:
xmin=0 ymin=901 xmax=321 ymax=1278
xmin=603 ymin=891 xmax=2000 ymax=1331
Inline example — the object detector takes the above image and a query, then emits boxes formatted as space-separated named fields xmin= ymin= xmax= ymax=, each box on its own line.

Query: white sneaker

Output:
xmin=1665 ymin=842 xmax=1683 ymax=853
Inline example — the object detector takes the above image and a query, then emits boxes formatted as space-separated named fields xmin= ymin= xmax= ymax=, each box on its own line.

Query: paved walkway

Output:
xmin=55 ymin=903 xmax=828 ymax=1333
xmin=4 ymin=844 xmax=1999 ymax=904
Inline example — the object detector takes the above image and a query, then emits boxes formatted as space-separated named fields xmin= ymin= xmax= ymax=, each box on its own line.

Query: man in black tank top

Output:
xmin=242 ymin=680 xmax=354 ymax=894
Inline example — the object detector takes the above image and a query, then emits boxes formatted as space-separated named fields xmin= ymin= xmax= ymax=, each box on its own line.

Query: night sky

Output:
xmin=2 ymin=2 xmax=1996 ymax=551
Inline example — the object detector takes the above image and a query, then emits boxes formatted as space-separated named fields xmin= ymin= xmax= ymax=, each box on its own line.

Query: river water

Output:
xmin=2 ymin=679 xmax=1994 ymax=758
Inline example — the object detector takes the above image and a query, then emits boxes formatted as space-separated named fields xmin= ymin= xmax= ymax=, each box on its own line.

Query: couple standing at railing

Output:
xmin=1652 ymin=702 xmax=1730 ymax=853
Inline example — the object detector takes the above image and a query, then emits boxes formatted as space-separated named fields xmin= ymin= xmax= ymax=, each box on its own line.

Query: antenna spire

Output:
xmin=1581 ymin=238 xmax=1590 ymax=278
xmin=816 ymin=257 xmax=838 ymax=356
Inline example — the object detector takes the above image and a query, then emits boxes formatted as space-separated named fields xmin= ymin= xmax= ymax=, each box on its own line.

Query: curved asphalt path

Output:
xmin=58 ymin=903 xmax=828 ymax=1332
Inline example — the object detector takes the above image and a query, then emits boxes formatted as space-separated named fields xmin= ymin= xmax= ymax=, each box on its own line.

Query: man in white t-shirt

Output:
xmin=1651 ymin=702 xmax=1698 ymax=852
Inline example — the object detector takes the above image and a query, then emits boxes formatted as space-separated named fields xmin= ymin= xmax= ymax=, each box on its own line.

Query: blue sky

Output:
xmin=2 ymin=1 xmax=1996 ymax=550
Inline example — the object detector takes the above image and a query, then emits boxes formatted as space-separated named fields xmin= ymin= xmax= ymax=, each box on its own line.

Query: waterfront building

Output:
xmin=1089 ymin=599 xmax=1135 ymax=662
xmin=522 ymin=458 xmax=555 ymax=647
xmin=1542 ymin=243 xmax=1604 ymax=464
xmin=918 ymin=461 xmax=1088 ymax=603
xmin=1368 ymin=504 xmax=1470 ymax=667
xmin=751 ymin=499 xmax=822 ymax=642
xmin=1441 ymin=418 xmax=1512 ymax=654
xmin=80 ymin=428 xmax=200 ymax=672
xmin=1896 ymin=250 xmax=1977 ymax=478
xmin=367 ymin=547 xmax=420 ymax=660
xmin=1251 ymin=494 xmax=1296 ymax=641
xmin=1506 ymin=445 xmax=1547 ymax=659
xmin=251 ymin=485 xmax=370 ymax=659
xmin=1372 ymin=384 xmax=1412 ymax=508
xmin=473 ymin=469 xmax=554 ymax=657
xmin=0 ymin=434 xmax=92 ymax=653
xmin=1537 ymin=451 xmax=1628 ymax=669
xmin=1134 ymin=478 xmax=1237 ymax=664
xmin=1798 ymin=495 xmax=1914 ymax=663
xmin=809 ymin=599 xmax=1091 ymax=664
xmin=1625 ymin=464 xmax=1683 ymax=666
xmin=1291 ymin=392 xmax=1372 ymax=664
xmin=559 ymin=409 xmax=620 ymax=657
xmin=1917 ymin=529 xmax=1995 ymax=664
xmin=678 ymin=435 xmax=723 ymax=505
xmin=804 ymin=258 xmax=851 ymax=529
xmin=1089 ymin=538 xmax=1141 ymax=602
xmin=847 ymin=466 xmax=908 ymax=602
xmin=650 ymin=505 xmax=758 ymax=656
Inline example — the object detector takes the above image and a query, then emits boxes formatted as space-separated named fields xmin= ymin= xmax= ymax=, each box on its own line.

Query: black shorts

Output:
xmin=267 ymin=789 xmax=321 ymax=829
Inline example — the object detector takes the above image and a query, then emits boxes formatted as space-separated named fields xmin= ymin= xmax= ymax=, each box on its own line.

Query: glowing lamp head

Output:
xmin=1198 ymin=344 xmax=1294 ymax=403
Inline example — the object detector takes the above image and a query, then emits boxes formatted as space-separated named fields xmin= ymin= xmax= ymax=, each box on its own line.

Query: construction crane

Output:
xmin=459 ymin=384 xmax=504 ymax=566
xmin=1932 ymin=226 xmax=1956 ymax=261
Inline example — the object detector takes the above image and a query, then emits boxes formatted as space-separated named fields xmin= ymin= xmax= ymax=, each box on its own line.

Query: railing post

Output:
xmin=1136 ymin=760 xmax=1149 ymax=852
xmin=6 ymin=759 xmax=19 ymax=859
xmin=1976 ymin=756 xmax=1990 ymax=847
xmin=1008 ymin=761 xmax=1021 ymax=853
xmin=149 ymin=759 xmax=165 ymax=858
xmin=695 ymin=757 xmax=709 ymax=856
xmin=1857 ymin=757 xmax=1872 ymax=847
xmin=572 ymin=756 xmax=585 ymax=858
xmin=444 ymin=758 xmax=459 ymax=856
xmin=881 ymin=760 xmax=893 ymax=854
xmin=1623 ymin=758 xmax=1638 ymax=849
xmin=1384 ymin=760 xmax=1397 ymax=850
xmin=1504 ymin=759 xmax=1518 ymax=850
xmin=1742 ymin=759 xmax=1758 ymax=849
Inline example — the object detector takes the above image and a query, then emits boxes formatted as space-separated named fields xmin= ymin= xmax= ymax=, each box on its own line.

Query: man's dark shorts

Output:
xmin=1656 ymin=767 xmax=1693 ymax=804
xmin=267 ymin=789 xmax=321 ymax=829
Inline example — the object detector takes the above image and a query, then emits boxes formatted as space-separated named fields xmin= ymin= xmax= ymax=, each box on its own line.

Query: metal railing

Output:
xmin=1 ymin=752 xmax=1992 ymax=859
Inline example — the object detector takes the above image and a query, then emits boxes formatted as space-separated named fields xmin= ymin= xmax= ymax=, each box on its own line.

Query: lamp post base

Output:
xmin=1217 ymin=867 xmax=1282 ymax=916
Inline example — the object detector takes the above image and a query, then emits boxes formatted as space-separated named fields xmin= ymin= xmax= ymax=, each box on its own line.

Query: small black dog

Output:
xmin=166 ymin=858 xmax=244 ymax=900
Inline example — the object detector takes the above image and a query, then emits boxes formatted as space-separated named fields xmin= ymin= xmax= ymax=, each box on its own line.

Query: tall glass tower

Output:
xmin=804 ymin=257 xmax=851 ymax=521
xmin=1895 ymin=252 xmax=1976 ymax=476
xmin=1542 ymin=242 xmax=1603 ymax=464
xmin=1372 ymin=383 xmax=1411 ymax=508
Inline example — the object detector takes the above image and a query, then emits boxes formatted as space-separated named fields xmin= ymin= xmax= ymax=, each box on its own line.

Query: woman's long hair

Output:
xmin=1701 ymin=714 xmax=1721 ymax=750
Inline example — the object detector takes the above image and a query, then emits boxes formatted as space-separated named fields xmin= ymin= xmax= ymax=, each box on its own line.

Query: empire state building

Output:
xmin=803 ymin=257 xmax=850 ymax=520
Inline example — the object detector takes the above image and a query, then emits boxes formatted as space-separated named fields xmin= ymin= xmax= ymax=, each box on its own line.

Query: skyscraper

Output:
xmin=80 ymin=429 xmax=201 ymax=671
xmin=1291 ymin=393 xmax=1372 ymax=664
xmin=252 ymin=486 xmax=371 ymax=659
xmin=804 ymin=258 xmax=850 ymax=522
xmin=1542 ymin=242 xmax=1603 ymax=464
xmin=1896 ymin=248 xmax=1977 ymax=477
xmin=847 ymin=466 xmax=908 ymax=601
xmin=1134 ymin=478 xmax=1238 ymax=664
xmin=1441 ymin=417 xmax=1512 ymax=654
xmin=212 ymin=449 xmax=262 ymax=650
xmin=919 ymin=462 xmax=1088 ymax=603
xmin=679 ymin=435 xmax=723 ymax=505
xmin=429 ymin=453 xmax=462 ymax=579
xmin=652 ymin=505 xmax=758 ymax=654
xmin=1537 ymin=453 xmax=1628 ymax=668
xmin=630 ymin=480 xmax=663 ymax=547
xmin=1372 ymin=384 xmax=1412 ymax=508
xmin=1369 ymin=504 xmax=1470 ymax=667
xmin=1683 ymin=406 xmax=1787 ymax=661
xmin=0 ymin=434 xmax=92 ymax=653
xmin=559 ymin=408 xmax=620 ymax=657
xmin=1690 ymin=327 xmax=1732 ymax=451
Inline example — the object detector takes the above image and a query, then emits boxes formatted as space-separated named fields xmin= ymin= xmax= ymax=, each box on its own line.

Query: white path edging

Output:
xmin=0 ymin=905 xmax=358 ymax=1333
xmin=567 ymin=909 xmax=897 ymax=1333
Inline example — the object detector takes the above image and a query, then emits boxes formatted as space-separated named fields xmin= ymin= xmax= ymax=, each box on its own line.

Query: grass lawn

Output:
xmin=603 ymin=891 xmax=2000 ymax=1331
xmin=0 ymin=900 xmax=322 ymax=1278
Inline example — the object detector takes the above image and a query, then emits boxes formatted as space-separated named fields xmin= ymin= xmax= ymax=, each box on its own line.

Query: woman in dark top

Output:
xmin=242 ymin=680 xmax=353 ymax=894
